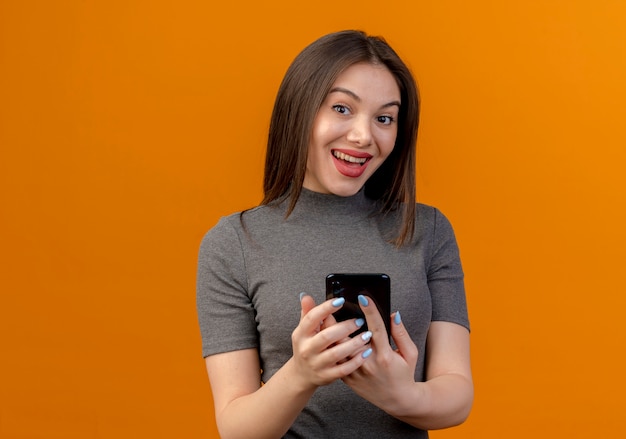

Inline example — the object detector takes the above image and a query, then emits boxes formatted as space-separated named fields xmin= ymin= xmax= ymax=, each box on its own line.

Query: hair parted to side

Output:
xmin=262 ymin=30 xmax=420 ymax=246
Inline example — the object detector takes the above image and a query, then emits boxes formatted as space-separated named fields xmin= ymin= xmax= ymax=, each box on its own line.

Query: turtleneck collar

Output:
xmin=280 ymin=187 xmax=377 ymax=225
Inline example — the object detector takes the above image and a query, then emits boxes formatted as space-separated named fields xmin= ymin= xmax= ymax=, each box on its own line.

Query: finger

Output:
xmin=390 ymin=311 xmax=418 ymax=362
xmin=340 ymin=344 xmax=374 ymax=381
xmin=299 ymin=292 xmax=317 ymax=319
xmin=321 ymin=313 xmax=361 ymax=354
xmin=357 ymin=295 xmax=390 ymax=348
xmin=311 ymin=317 xmax=367 ymax=353
xmin=320 ymin=311 xmax=341 ymax=338
xmin=320 ymin=312 xmax=338 ymax=329
xmin=298 ymin=297 xmax=346 ymax=335
xmin=328 ymin=345 xmax=373 ymax=379
xmin=320 ymin=330 xmax=374 ymax=367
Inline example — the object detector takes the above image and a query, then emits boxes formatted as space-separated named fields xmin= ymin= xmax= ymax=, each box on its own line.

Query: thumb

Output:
xmin=390 ymin=311 xmax=418 ymax=363
xmin=299 ymin=292 xmax=317 ymax=319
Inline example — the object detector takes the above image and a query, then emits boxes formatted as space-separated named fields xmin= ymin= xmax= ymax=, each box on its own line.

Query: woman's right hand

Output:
xmin=204 ymin=295 xmax=374 ymax=439
xmin=290 ymin=294 xmax=373 ymax=390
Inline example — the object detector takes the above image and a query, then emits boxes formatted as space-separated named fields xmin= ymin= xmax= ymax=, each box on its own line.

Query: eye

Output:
xmin=377 ymin=115 xmax=395 ymax=125
xmin=332 ymin=104 xmax=351 ymax=115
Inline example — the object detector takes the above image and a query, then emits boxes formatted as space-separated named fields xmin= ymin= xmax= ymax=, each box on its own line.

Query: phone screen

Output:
xmin=325 ymin=273 xmax=391 ymax=337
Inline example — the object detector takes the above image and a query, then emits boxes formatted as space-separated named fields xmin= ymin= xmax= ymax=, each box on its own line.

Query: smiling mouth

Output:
xmin=332 ymin=150 xmax=369 ymax=165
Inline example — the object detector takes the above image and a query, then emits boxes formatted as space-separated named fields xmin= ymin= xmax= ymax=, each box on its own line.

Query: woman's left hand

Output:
xmin=341 ymin=295 xmax=421 ymax=414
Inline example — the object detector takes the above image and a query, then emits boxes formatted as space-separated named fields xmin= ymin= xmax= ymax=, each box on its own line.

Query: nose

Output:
xmin=346 ymin=116 xmax=373 ymax=147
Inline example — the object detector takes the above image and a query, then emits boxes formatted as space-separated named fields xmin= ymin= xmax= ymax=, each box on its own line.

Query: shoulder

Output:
xmin=202 ymin=205 xmax=274 ymax=237
xmin=414 ymin=202 xmax=454 ymax=231
xmin=414 ymin=202 xmax=436 ymax=222
xmin=410 ymin=203 xmax=459 ymax=252
xmin=199 ymin=204 xmax=283 ymax=251
xmin=200 ymin=212 xmax=241 ymax=246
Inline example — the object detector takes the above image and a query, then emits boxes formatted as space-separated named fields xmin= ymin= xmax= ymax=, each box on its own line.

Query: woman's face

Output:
xmin=303 ymin=62 xmax=401 ymax=197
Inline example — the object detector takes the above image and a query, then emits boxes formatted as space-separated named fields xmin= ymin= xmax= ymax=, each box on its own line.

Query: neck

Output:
xmin=279 ymin=187 xmax=375 ymax=224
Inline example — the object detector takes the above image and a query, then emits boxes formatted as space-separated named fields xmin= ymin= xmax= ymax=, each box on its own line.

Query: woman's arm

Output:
xmin=342 ymin=297 xmax=473 ymax=430
xmin=206 ymin=349 xmax=313 ymax=439
xmin=205 ymin=296 xmax=374 ymax=439
xmin=393 ymin=321 xmax=473 ymax=429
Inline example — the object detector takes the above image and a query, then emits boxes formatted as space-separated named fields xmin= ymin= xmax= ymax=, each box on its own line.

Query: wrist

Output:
xmin=282 ymin=357 xmax=320 ymax=395
xmin=387 ymin=381 xmax=430 ymax=419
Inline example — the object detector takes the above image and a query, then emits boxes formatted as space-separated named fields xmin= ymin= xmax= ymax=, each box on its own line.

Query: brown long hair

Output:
xmin=262 ymin=30 xmax=420 ymax=246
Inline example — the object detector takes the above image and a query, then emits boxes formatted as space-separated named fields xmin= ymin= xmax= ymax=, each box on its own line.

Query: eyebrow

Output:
xmin=329 ymin=87 xmax=401 ymax=109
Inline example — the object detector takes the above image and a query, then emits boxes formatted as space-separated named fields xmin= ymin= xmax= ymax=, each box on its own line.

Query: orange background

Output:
xmin=1 ymin=1 xmax=625 ymax=437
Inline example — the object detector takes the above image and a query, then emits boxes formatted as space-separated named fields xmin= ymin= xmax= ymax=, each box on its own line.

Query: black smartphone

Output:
xmin=325 ymin=273 xmax=391 ymax=337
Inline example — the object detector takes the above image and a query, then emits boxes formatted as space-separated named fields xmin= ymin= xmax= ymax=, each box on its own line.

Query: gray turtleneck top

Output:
xmin=196 ymin=189 xmax=468 ymax=438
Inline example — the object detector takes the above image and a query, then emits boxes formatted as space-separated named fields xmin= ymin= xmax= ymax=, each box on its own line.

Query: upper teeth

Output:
xmin=333 ymin=151 xmax=367 ymax=164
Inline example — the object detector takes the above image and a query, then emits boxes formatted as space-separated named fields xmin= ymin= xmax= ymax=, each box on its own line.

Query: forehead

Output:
xmin=330 ymin=62 xmax=400 ymax=101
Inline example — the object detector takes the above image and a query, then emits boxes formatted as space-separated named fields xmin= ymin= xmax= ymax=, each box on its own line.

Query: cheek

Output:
xmin=317 ymin=128 xmax=340 ymax=146
xmin=380 ymin=131 xmax=397 ymax=158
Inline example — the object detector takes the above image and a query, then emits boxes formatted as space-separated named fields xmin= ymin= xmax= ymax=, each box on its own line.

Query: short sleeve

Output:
xmin=427 ymin=209 xmax=470 ymax=331
xmin=196 ymin=216 xmax=259 ymax=357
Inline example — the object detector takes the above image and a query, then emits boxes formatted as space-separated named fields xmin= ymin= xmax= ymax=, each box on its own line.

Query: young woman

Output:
xmin=197 ymin=30 xmax=472 ymax=438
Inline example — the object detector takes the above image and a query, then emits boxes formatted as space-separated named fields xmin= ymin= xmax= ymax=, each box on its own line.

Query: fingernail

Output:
xmin=355 ymin=318 xmax=365 ymax=328
xmin=362 ymin=348 xmax=373 ymax=359
xmin=299 ymin=292 xmax=307 ymax=302
xmin=361 ymin=331 xmax=372 ymax=342
xmin=394 ymin=311 xmax=402 ymax=325
xmin=332 ymin=297 xmax=345 ymax=307
xmin=358 ymin=295 xmax=369 ymax=306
